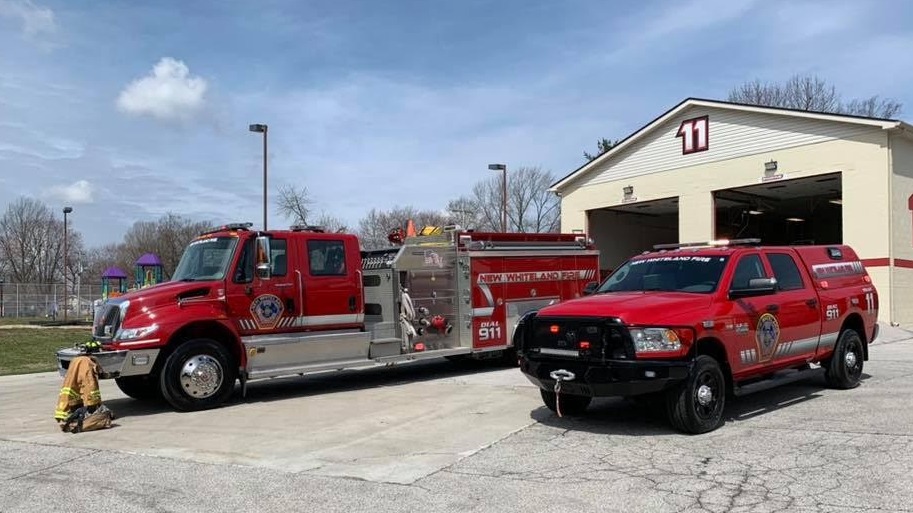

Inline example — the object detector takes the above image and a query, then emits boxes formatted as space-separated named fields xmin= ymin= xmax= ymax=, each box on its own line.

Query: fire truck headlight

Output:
xmin=630 ymin=328 xmax=681 ymax=353
xmin=116 ymin=324 xmax=159 ymax=341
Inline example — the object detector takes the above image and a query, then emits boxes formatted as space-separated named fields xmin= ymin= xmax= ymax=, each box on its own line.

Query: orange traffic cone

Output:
xmin=406 ymin=219 xmax=417 ymax=237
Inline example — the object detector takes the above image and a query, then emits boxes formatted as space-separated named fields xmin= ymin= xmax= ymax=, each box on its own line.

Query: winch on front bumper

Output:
xmin=519 ymin=356 xmax=692 ymax=397
xmin=56 ymin=347 xmax=160 ymax=379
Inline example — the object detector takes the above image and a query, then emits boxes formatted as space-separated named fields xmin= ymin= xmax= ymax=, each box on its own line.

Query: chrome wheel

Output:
xmin=845 ymin=351 xmax=858 ymax=369
xmin=697 ymin=384 xmax=713 ymax=406
xmin=179 ymin=355 xmax=224 ymax=398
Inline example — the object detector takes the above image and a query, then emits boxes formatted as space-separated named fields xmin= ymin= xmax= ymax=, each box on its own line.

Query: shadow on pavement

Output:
xmin=530 ymin=370 xmax=872 ymax=436
xmin=106 ymin=357 xmax=515 ymax=419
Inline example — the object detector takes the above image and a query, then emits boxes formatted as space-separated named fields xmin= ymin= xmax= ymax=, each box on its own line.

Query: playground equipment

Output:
xmin=135 ymin=253 xmax=163 ymax=288
xmin=100 ymin=267 xmax=128 ymax=300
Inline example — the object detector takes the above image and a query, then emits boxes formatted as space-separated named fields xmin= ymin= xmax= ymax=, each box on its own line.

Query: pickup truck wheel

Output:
xmin=540 ymin=389 xmax=591 ymax=416
xmin=115 ymin=375 xmax=162 ymax=402
xmin=665 ymin=355 xmax=726 ymax=434
xmin=159 ymin=339 xmax=236 ymax=411
xmin=825 ymin=329 xmax=864 ymax=389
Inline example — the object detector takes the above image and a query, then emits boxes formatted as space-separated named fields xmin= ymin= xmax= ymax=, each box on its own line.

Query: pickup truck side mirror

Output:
xmin=729 ymin=277 xmax=777 ymax=299
xmin=255 ymin=235 xmax=272 ymax=280
xmin=582 ymin=281 xmax=599 ymax=296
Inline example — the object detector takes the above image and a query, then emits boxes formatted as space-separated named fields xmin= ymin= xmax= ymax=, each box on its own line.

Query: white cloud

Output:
xmin=0 ymin=0 xmax=56 ymax=38
xmin=48 ymin=179 xmax=94 ymax=204
xmin=116 ymin=57 xmax=208 ymax=122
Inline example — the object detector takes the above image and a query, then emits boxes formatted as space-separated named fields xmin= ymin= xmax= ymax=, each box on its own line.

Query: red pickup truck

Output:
xmin=514 ymin=239 xmax=879 ymax=434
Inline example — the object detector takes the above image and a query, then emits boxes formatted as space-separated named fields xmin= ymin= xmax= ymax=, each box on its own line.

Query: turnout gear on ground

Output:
xmin=54 ymin=355 xmax=114 ymax=433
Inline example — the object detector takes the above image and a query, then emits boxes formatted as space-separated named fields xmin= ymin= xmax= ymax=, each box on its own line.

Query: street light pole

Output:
xmin=62 ymin=206 xmax=72 ymax=321
xmin=249 ymin=123 xmax=269 ymax=230
xmin=488 ymin=163 xmax=507 ymax=232
xmin=0 ymin=277 xmax=4 ymax=318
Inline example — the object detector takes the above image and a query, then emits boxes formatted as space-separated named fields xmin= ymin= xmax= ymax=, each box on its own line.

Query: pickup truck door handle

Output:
xmin=348 ymin=296 xmax=356 ymax=312
xmin=766 ymin=304 xmax=779 ymax=313
xmin=805 ymin=298 xmax=818 ymax=308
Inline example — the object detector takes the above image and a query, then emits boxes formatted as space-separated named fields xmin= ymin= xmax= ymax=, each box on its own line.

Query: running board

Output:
xmin=732 ymin=364 xmax=823 ymax=397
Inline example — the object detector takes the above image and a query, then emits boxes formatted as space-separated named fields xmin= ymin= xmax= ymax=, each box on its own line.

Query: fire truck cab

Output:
xmin=56 ymin=223 xmax=599 ymax=411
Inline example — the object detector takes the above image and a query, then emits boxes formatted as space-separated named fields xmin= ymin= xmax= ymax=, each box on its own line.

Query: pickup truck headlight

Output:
xmin=116 ymin=324 xmax=158 ymax=341
xmin=630 ymin=328 xmax=681 ymax=353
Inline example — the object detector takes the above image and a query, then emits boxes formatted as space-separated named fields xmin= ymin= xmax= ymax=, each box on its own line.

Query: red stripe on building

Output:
xmin=860 ymin=258 xmax=913 ymax=268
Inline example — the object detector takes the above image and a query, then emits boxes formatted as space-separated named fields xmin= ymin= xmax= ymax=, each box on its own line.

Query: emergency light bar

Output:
xmin=652 ymin=238 xmax=761 ymax=250
xmin=199 ymin=222 xmax=253 ymax=236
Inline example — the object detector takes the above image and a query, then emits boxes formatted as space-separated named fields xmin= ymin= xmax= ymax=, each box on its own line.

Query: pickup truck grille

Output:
xmin=94 ymin=303 xmax=122 ymax=340
xmin=525 ymin=317 xmax=634 ymax=360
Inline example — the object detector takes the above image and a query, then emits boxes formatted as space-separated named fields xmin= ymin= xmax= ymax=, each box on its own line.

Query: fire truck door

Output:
xmin=762 ymin=250 xmax=822 ymax=367
xmin=300 ymin=237 xmax=361 ymax=328
xmin=724 ymin=252 xmax=776 ymax=378
xmin=226 ymin=236 xmax=299 ymax=334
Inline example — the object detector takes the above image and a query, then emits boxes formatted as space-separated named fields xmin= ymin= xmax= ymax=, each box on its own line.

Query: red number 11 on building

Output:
xmin=677 ymin=115 xmax=709 ymax=154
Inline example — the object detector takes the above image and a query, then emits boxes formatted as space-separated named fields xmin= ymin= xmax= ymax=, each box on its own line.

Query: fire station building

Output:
xmin=551 ymin=98 xmax=913 ymax=326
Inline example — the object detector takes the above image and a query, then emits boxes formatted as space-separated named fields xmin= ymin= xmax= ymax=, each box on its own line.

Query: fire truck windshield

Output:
xmin=171 ymin=236 xmax=239 ymax=282
xmin=597 ymin=255 xmax=730 ymax=294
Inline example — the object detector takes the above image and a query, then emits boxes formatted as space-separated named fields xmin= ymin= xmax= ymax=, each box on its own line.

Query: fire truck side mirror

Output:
xmin=582 ymin=281 xmax=598 ymax=295
xmin=255 ymin=236 xmax=272 ymax=279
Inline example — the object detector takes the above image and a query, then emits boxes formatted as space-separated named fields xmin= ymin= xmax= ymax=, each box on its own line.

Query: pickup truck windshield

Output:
xmin=597 ymin=255 xmax=730 ymax=294
xmin=171 ymin=236 xmax=239 ymax=282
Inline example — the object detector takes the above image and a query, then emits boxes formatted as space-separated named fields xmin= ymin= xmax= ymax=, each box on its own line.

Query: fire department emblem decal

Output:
xmin=250 ymin=294 xmax=284 ymax=329
xmin=756 ymin=313 xmax=780 ymax=361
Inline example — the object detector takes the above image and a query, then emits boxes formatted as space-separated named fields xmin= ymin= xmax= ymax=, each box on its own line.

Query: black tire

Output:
xmin=824 ymin=329 xmax=864 ymax=389
xmin=115 ymin=375 xmax=162 ymax=402
xmin=159 ymin=339 xmax=236 ymax=411
xmin=540 ymin=388 xmax=592 ymax=416
xmin=665 ymin=355 xmax=726 ymax=434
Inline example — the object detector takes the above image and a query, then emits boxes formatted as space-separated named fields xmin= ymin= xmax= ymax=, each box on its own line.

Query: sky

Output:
xmin=2 ymin=0 xmax=913 ymax=248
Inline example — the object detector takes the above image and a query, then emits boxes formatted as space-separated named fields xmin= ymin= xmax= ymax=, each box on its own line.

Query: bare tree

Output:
xmin=117 ymin=213 xmax=213 ymax=280
xmin=446 ymin=197 xmax=484 ymax=231
xmin=465 ymin=166 xmax=561 ymax=233
xmin=276 ymin=184 xmax=312 ymax=225
xmin=728 ymin=74 xmax=902 ymax=118
xmin=584 ymin=137 xmax=621 ymax=161
xmin=357 ymin=206 xmax=451 ymax=250
xmin=313 ymin=211 xmax=349 ymax=233
xmin=0 ymin=197 xmax=68 ymax=284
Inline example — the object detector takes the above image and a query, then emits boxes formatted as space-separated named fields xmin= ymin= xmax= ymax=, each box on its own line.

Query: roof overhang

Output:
xmin=550 ymin=97 xmax=909 ymax=194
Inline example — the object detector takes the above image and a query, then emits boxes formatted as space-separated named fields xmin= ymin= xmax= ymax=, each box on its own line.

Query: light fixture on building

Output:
xmin=764 ymin=160 xmax=778 ymax=174
xmin=786 ymin=217 xmax=804 ymax=222
xmin=829 ymin=198 xmax=842 ymax=205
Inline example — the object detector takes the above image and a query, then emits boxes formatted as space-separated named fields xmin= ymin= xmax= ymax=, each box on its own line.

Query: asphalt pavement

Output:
xmin=2 ymin=325 xmax=913 ymax=513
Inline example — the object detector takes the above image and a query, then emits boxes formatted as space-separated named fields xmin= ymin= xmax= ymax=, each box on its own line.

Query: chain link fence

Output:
xmin=0 ymin=282 xmax=103 ymax=320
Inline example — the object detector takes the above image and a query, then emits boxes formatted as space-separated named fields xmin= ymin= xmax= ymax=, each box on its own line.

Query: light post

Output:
xmin=62 ymin=206 xmax=72 ymax=321
xmin=488 ymin=163 xmax=507 ymax=232
xmin=249 ymin=123 xmax=269 ymax=230
xmin=0 ymin=276 xmax=4 ymax=318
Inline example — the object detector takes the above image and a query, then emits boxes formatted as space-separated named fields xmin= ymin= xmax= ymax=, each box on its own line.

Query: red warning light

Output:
xmin=579 ymin=341 xmax=591 ymax=350
xmin=414 ymin=342 xmax=426 ymax=352
xmin=550 ymin=325 xmax=560 ymax=334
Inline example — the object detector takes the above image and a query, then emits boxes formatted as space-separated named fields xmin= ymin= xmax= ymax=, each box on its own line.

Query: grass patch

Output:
xmin=0 ymin=327 xmax=92 ymax=375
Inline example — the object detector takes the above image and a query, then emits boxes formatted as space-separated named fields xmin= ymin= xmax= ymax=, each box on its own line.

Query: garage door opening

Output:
xmin=588 ymin=197 xmax=679 ymax=277
xmin=713 ymin=172 xmax=842 ymax=245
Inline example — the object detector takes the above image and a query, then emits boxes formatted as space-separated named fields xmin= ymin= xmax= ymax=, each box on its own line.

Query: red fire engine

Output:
xmin=56 ymin=223 xmax=599 ymax=411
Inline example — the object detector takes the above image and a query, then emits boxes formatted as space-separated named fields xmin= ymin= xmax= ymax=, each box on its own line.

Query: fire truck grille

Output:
xmin=94 ymin=303 xmax=122 ymax=340
xmin=528 ymin=317 xmax=633 ymax=360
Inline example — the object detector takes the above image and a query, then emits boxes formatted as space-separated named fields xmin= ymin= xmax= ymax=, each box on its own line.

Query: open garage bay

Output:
xmin=714 ymin=172 xmax=843 ymax=245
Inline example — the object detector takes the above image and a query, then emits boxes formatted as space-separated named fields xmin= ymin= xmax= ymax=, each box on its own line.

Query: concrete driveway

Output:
xmin=2 ymin=327 xmax=913 ymax=512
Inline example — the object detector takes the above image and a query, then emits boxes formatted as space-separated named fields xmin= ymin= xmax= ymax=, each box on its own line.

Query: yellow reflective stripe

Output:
xmin=54 ymin=410 xmax=70 ymax=420
xmin=60 ymin=387 xmax=79 ymax=398
xmin=89 ymin=391 xmax=101 ymax=399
